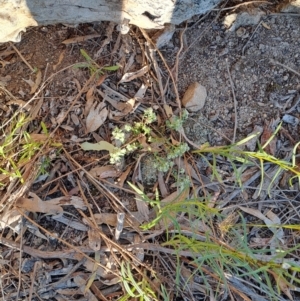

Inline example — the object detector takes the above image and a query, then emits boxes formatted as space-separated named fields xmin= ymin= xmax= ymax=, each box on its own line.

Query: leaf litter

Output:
xmin=1 ymin=7 xmax=300 ymax=301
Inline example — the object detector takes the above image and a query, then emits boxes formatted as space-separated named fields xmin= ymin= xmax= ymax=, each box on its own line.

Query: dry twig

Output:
xmin=225 ymin=58 xmax=238 ymax=143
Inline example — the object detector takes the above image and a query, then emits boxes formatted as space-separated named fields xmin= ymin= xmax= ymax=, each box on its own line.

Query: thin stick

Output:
xmin=9 ymin=42 xmax=35 ymax=72
xmin=225 ymin=58 xmax=238 ymax=143
xmin=172 ymin=21 xmax=188 ymax=83
xmin=242 ymin=20 xmax=262 ymax=56
xmin=270 ymin=59 xmax=300 ymax=77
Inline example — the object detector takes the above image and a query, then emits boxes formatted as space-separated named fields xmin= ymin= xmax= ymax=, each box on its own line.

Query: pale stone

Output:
xmin=281 ymin=0 xmax=300 ymax=13
xmin=182 ymin=82 xmax=207 ymax=112
xmin=0 ymin=0 xmax=221 ymax=43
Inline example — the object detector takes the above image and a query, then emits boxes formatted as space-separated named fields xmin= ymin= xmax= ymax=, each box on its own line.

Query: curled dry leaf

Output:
xmin=89 ymin=165 xmax=121 ymax=179
xmin=119 ymin=65 xmax=149 ymax=84
xmin=86 ymin=101 xmax=108 ymax=133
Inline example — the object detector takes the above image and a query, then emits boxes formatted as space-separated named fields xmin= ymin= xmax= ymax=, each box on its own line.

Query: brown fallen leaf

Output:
xmin=95 ymin=74 xmax=106 ymax=87
xmin=158 ymin=172 xmax=169 ymax=198
xmin=84 ymin=86 xmax=95 ymax=117
xmin=62 ymin=34 xmax=101 ymax=45
xmin=161 ymin=188 xmax=189 ymax=204
xmin=134 ymin=83 xmax=148 ymax=99
xmin=16 ymin=192 xmax=63 ymax=214
xmin=164 ymin=104 xmax=173 ymax=118
xmin=239 ymin=206 xmax=284 ymax=243
xmin=24 ymin=133 xmax=48 ymax=143
xmin=119 ymin=65 xmax=149 ymax=84
xmin=93 ymin=213 xmax=140 ymax=228
xmin=30 ymin=70 xmax=42 ymax=94
xmin=53 ymin=49 xmax=65 ymax=71
xmin=86 ymin=102 xmax=108 ymax=133
xmin=262 ymin=22 xmax=271 ymax=30
xmin=117 ymin=165 xmax=132 ymax=187
xmin=269 ymin=271 xmax=294 ymax=301
xmin=261 ymin=120 xmax=277 ymax=156
xmin=100 ymin=84 xmax=129 ymax=102
xmin=16 ymin=193 xmax=86 ymax=215
xmin=89 ymin=165 xmax=121 ymax=179
xmin=105 ymin=97 xmax=135 ymax=115
xmin=0 ymin=208 xmax=21 ymax=230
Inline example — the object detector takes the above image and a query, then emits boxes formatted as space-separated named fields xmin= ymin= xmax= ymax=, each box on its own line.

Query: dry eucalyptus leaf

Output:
xmin=119 ymin=65 xmax=149 ymax=84
xmin=62 ymin=34 xmax=101 ymax=45
xmin=16 ymin=192 xmax=63 ymax=214
xmin=73 ymin=275 xmax=98 ymax=301
xmin=80 ymin=141 xmax=115 ymax=153
xmin=70 ymin=113 xmax=80 ymax=126
xmin=7 ymin=98 xmax=31 ymax=110
xmin=117 ymin=165 xmax=132 ymax=187
xmin=135 ymin=198 xmax=149 ymax=222
xmin=90 ymin=165 xmax=121 ymax=179
xmin=30 ymin=70 xmax=42 ymax=94
xmin=86 ymin=102 xmax=108 ymax=133
xmin=105 ymin=97 xmax=135 ymax=115
xmin=123 ymin=52 xmax=135 ymax=74
xmin=99 ymin=84 xmax=129 ymax=102
xmin=163 ymin=104 xmax=173 ymax=118
xmin=134 ymin=83 xmax=148 ymax=99
xmin=0 ymin=208 xmax=21 ymax=230
xmin=53 ymin=49 xmax=65 ymax=71
xmin=84 ymin=86 xmax=95 ymax=117
xmin=239 ymin=206 xmax=284 ymax=243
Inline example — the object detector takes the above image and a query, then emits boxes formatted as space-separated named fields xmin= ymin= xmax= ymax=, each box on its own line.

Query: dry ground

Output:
xmin=1 ymin=1 xmax=300 ymax=300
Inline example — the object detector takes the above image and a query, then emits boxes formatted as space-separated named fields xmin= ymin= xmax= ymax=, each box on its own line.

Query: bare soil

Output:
xmin=1 ymin=1 xmax=300 ymax=300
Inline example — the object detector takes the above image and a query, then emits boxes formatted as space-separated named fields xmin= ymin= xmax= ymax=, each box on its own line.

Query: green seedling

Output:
xmin=0 ymin=114 xmax=56 ymax=184
xmin=74 ymin=49 xmax=119 ymax=77
xmin=194 ymin=123 xmax=300 ymax=195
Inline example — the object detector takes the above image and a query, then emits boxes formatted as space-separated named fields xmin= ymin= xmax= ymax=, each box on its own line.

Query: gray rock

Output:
xmin=281 ymin=0 xmax=300 ymax=13
xmin=0 ymin=0 xmax=221 ymax=43
xmin=183 ymin=113 xmax=213 ymax=147
xmin=282 ymin=114 xmax=299 ymax=126
xmin=152 ymin=24 xmax=176 ymax=49
xmin=140 ymin=155 xmax=158 ymax=187
xmin=182 ymin=82 xmax=207 ymax=112
xmin=224 ymin=10 xmax=265 ymax=32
